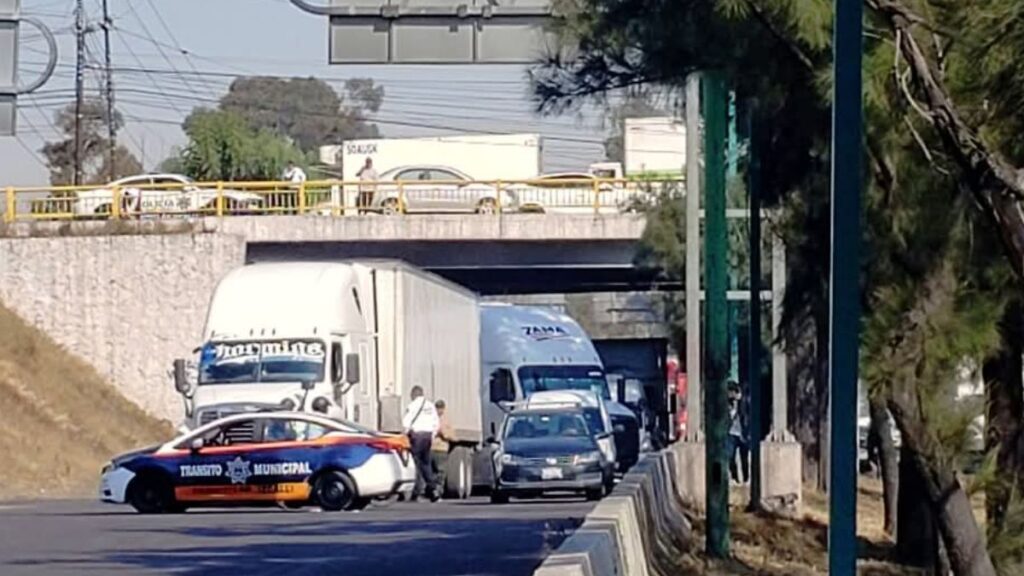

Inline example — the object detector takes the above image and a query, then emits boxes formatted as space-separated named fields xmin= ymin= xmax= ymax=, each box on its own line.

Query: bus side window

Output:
xmin=489 ymin=369 xmax=515 ymax=403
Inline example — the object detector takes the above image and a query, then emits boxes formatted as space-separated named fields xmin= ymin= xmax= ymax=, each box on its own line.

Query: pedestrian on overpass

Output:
xmin=432 ymin=399 xmax=457 ymax=499
xmin=403 ymin=385 xmax=440 ymax=502
xmin=356 ymin=157 xmax=378 ymax=213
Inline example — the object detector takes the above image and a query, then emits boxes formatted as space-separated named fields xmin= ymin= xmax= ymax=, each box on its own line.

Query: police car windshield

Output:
xmin=505 ymin=412 xmax=591 ymax=439
xmin=518 ymin=365 xmax=610 ymax=400
xmin=198 ymin=339 xmax=326 ymax=385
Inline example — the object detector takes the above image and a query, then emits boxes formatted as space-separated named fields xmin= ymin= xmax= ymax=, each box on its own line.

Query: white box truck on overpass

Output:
xmin=172 ymin=260 xmax=482 ymax=498
xmin=321 ymin=133 xmax=542 ymax=181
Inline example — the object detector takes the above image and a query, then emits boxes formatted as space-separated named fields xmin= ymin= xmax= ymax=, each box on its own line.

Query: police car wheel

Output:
xmin=127 ymin=474 xmax=174 ymax=514
xmin=314 ymin=471 xmax=356 ymax=512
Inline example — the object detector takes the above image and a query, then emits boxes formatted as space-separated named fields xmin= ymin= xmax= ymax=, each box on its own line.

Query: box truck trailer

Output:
xmin=172 ymin=260 xmax=483 ymax=498
xmin=480 ymin=303 xmax=642 ymax=472
xmin=320 ymin=133 xmax=542 ymax=182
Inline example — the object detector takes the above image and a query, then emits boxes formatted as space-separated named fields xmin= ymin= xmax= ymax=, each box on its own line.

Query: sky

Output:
xmin=2 ymin=0 xmax=615 ymax=186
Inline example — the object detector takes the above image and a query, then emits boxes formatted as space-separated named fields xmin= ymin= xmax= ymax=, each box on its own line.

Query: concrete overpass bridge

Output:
xmin=0 ymin=212 xmax=781 ymax=423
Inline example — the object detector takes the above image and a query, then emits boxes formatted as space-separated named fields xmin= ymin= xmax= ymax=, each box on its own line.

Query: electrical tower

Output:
xmin=74 ymin=0 xmax=85 ymax=185
xmin=102 ymin=0 xmax=115 ymax=181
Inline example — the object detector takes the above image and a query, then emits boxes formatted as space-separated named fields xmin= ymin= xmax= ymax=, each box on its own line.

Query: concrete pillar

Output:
xmin=678 ymin=73 xmax=707 ymax=509
xmin=759 ymin=231 xmax=802 ymax=512
xmin=684 ymin=73 xmax=702 ymax=442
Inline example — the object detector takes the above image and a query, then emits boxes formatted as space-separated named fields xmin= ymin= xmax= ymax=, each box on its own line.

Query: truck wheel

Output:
xmin=445 ymin=447 xmax=474 ymax=499
xmin=314 ymin=470 xmax=357 ymax=512
xmin=127 ymin=473 xmax=175 ymax=514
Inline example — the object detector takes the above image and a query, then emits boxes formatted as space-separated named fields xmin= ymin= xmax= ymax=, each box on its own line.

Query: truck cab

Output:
xmin=174 ymin=263 xmax=375 ymax=430
xmin=480 ymin=303 xmax=641 ymax=472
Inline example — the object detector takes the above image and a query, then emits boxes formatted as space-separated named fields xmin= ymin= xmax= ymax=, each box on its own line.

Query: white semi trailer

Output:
xmin=172 ymin=260 xmax=482 ymax=498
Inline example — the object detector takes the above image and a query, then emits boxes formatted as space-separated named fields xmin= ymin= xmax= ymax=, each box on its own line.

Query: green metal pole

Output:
xmin=703 ymin=72 xmax=730 ymax=559
xmin=747 ymin=99 xmax=762 ymax=511
xmin=727 ymin=91 xmax=740 ymax=384
xmin=828 ymin=0 xmax=863 ymax=574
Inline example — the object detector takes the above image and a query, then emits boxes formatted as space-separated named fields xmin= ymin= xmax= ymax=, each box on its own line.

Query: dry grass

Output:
xmin=678 ymin=478 xmax=923 ymax=575
xmin=0 ymin=303 xmax=172 ymax=499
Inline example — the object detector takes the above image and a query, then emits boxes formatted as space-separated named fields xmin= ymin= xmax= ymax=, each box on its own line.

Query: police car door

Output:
xmin=175 ymin=417 xmax=261 ymax=502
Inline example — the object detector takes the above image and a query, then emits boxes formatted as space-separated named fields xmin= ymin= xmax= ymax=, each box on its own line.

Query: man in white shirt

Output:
xmin=402 ymin=385 xmax=440 ymax=501
xmin=355 ymin=157 xmax=378 ymax=213
xmin=283 ymin=160 xmax=307 ymax=184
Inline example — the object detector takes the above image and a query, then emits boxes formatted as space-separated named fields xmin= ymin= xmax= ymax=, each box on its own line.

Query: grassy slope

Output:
xmin=0 ymin=303 xmax=172 ymax=499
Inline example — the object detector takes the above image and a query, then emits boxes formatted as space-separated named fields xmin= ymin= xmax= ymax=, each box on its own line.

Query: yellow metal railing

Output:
xmin=0 ymin=178 xmax=683 ymax=223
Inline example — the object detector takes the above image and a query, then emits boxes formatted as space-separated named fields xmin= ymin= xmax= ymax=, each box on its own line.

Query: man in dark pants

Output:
xmin=432 ymin=400 xmax=456 ymax=499
xmin=402 ymin=385 xmax=440 ymax=502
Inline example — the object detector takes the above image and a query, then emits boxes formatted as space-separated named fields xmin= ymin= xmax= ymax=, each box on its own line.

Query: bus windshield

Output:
xmin=517 ymin=365 xmax=610 ymax=400
xmin=199 ymin=339 xmax=326 ymax=385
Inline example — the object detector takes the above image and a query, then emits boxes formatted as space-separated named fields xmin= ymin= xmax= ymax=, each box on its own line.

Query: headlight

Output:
xmin=501 ymin=453 xmax=519 ymax=464
xmin=575 ymin=451 xmax=602 ymax=465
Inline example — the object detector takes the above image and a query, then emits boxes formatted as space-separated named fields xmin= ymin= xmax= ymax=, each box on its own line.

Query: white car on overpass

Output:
xmin=369 ymin=165 xmax=518 ymax=214
xmin=72 ymin=173 xmax=264 ymax=217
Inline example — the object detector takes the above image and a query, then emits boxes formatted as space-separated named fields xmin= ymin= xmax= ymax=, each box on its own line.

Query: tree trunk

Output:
xmin=816 ymin=307 xmax=830 ymax=492
xmin=983 ymin=298 xmax=1024 ymax=534
xmin=897 ymin=445 xmax=937 ymax=569
xmin=881 ymin=266 xmax=997 ymax=576
xmin=869 ymin=394 xmax=899 ymax=536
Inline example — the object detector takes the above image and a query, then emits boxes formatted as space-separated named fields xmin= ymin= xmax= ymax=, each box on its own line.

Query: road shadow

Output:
xmin=4 ymin=515 xmax=585 ymax=576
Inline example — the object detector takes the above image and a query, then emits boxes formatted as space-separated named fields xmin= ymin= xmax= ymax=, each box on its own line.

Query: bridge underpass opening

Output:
xmin=244 ymin=239 xmax=670 ymax=295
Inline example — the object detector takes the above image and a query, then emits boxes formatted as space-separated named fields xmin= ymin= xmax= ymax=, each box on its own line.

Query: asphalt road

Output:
xmin=0 ymin=497 xmax=595 ymax=576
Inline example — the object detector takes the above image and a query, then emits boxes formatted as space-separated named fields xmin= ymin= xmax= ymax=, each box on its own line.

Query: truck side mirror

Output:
xmin=301 ymin=379 xmax=316 ymax=391
xmin=345 ymin=353 xmax=361 ymax=385
xmin=173 ymin=359 xmax=193 ymax=397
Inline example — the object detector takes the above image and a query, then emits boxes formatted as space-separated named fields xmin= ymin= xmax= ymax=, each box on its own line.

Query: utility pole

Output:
xmin=746 ymin=99 xmax=763 ymax=511
xmin=102 ymin=0 xmax=115 ymax=182
xmin=703 ymin=72 xmax=730 ymax=559
xmin=828 ymin=0 xmax=863 ymax=573
xmin=73 ymin=0 xmax=85 ymax=186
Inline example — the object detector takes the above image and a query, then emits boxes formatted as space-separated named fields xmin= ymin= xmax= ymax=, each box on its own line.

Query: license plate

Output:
xmin=541 ymin=467 xmax=563 ymax=480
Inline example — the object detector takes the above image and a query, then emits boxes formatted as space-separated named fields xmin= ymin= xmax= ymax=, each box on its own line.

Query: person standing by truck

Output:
xmin=431 ymin=399 xmax=456 ymax=499
xmin=403 ymin=386 xmax=440 ymax=502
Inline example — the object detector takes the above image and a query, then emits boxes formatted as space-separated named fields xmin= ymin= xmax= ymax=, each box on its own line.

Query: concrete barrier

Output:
xmin=534 ymin=449 xmax=693 ymax=576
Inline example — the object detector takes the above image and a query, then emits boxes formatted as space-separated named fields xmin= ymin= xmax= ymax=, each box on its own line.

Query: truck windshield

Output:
xmin=198 ymin=339 xmax=326 ymax=385
xmin=517 ymin=365 xmax=610 ymax=400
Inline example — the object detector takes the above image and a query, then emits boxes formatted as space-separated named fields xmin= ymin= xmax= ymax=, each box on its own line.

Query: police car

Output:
xmin=100 ymin=412 xmax=415 ymax=513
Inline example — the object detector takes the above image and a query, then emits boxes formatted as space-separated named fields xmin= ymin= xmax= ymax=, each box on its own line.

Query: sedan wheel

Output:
xmin=128 ymin=474 xmax=175 ymax=514
xmin=476 ymin=198 xmax=499 ymax=215
xmin=381 ymin=198 xmax=403 ymax=215
xmin=314 ymin=471 xmax=357 ymax=512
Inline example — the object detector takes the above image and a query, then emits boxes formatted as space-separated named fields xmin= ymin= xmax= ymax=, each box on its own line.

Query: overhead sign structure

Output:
xmin=0 ymin=0 xmax=19 ymax=136
xmin=292 ymin=0 xmax=563 ymax=64
xmin=0 ymin=0 xmax=57 ymax=136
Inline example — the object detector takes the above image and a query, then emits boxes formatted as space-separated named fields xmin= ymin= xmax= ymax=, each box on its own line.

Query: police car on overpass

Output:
xmin=100 ymin=411 xmax=415 ymax=513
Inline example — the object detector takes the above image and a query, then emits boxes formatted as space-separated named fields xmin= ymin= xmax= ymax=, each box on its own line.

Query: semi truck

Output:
xmin=172 ymin=260 xmax=483 ymax=499
xmin=480 ymin=303 xmax=642 ymax=472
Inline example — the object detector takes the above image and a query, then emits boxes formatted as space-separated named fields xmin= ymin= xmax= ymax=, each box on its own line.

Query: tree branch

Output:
xmin=867 ymin=0 xmax=1024 ymax=279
